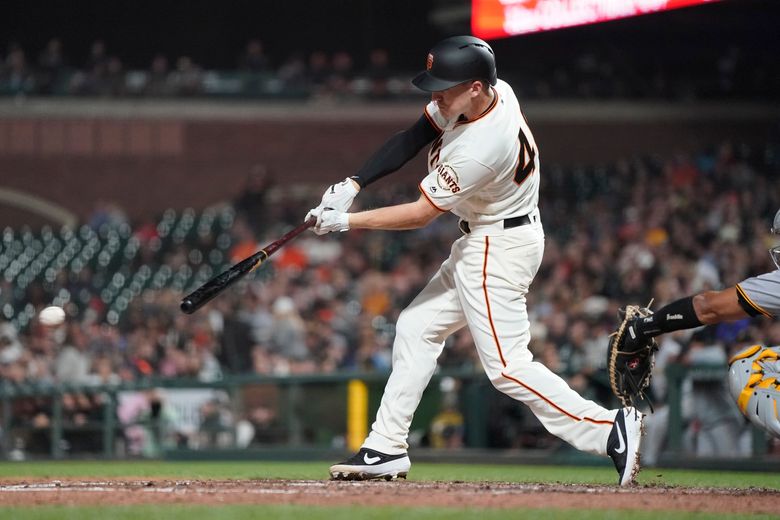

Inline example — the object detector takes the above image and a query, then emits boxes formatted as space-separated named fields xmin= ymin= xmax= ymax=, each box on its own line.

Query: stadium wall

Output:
xmin=0 ymin=99 xmax=777 ymax=227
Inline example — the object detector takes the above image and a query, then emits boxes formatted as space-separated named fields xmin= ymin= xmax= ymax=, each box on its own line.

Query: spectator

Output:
xmin=101 ymin=56 xmax=125 ymax=96
xmin=233 ymin=164 xmax=275 ymax=238
xmin=145 ymin=53 xmax=173 ymax=96
xmin=0 ymin=322 xmax=23 ymax=365
xmin=238 ymin=39 xmax=270 ymax=73
xmin=0 ymin=44 xmax=34 ymax=95
xmin=169 ymin=56 xmax=202 ymax=96
xmin=269 ymin=296 xmax=308 ymax=365
xmin=364 ymin=48 xmax=391 ymax=100
xmin=307 ymin=50 xmax=331 ymax=97
xmin=70 ymin=39 xmax=109 ymax=95
xmin=85 ymin=355 xmax=121 ymax=386
xmin=35 ymin=38 xmax=65 ymax=94
xmin=54 ymin=323 xmax=91 ymax=384
xmin=277 ymin=51 xmax=307 ymax=90
xmin=328 ymin=51 xmax=354 ymax=97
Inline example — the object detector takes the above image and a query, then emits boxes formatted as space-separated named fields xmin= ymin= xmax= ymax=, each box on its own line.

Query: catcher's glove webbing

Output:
xmin=608 ymin=304 xmax=658 ymax=411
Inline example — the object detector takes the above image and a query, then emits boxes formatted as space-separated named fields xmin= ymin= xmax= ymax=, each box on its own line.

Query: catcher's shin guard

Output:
xmin=728 ymin=345 xmax=780 ymax=438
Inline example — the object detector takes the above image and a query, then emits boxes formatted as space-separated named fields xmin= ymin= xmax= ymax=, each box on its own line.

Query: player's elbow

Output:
xmin=409 ymin=198 xmax=442 ymax=228
xmin=693 ymin=291 xmax=730 ymax=324
xmin=415 ymin=211 xmax=439 ymax=228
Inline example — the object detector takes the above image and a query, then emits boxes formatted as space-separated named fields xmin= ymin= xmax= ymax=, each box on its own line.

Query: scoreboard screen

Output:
xmin=472 ymin=0 xmax=723 ymax=39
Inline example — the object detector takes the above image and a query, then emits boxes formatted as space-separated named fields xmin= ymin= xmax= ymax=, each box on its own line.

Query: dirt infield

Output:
xmin=0 ymin=478 xmax=776 ymax=513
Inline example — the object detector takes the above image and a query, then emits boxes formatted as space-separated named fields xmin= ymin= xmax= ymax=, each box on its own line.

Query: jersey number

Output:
xmin=514 ymin=128 xmax=536 ymax=186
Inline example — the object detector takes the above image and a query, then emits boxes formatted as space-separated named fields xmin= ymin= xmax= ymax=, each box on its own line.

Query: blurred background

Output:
xmin=0 ymin=0 xmax=778 ymax=468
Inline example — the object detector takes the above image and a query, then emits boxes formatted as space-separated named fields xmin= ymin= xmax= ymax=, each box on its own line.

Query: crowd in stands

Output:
xmin=0 ymin=38 xmax=402 ymax=101
xmin=1 ymin=37 xmax=777 ymax=100
xmin=1 ymin=139 xmax=778 ymax=457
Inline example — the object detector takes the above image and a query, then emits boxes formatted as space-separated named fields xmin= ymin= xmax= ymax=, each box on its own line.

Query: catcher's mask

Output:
xmin=771 ymin=209 xmax=780 ymax=269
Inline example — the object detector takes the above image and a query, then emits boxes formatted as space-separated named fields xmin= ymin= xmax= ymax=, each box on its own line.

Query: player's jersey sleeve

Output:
xmin=419 ymin=156 xmax=494 ymax=212
xmin=423 ymin=101 xmax=449 ymax=133
xmin=736 ymin=270 xmax=780 ymax=318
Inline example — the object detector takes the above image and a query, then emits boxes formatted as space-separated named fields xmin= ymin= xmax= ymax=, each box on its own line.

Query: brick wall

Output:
xmin=0 ymin=102 xmax=775 ymax=227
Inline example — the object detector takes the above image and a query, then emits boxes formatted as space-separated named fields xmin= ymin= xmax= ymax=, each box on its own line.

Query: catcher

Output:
xmin=609 ymin=208 xmax=780 ymax=438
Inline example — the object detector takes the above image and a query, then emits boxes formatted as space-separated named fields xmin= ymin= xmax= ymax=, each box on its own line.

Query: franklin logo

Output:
xmin=666 ymin=314 xmax=683 ymax=320
xmin=436 ymin=164 xmax=461 ymax=193
xmin=426 ymin=53 xmax=434 ymax=71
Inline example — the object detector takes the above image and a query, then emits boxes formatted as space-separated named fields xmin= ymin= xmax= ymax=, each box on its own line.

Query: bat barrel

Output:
xmin=178 ymin=218 xmax=315 ymax=315
xmin=179 ymin=251 xmax=267 ymax=314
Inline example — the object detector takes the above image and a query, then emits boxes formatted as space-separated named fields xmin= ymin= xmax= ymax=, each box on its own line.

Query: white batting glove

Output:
xmin=308 ymin=207 xmax=350 ymax=235
xmin=305 ymin=177 xmax=360 ymax=222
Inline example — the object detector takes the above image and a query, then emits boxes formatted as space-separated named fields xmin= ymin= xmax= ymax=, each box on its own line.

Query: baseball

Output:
xmin=39 ymin=306 xmax=66 ymax=326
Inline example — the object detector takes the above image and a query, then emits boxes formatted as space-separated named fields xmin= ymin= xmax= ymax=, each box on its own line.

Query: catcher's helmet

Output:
xmin=412 ymin=35 xmax=497 ymax=92
xmin=771 ymin=208 xmax=780 ymax=269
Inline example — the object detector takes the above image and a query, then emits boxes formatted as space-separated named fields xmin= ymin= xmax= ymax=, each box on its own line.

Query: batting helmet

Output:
xmin=412 ymin=35 xmax=497 ymax=92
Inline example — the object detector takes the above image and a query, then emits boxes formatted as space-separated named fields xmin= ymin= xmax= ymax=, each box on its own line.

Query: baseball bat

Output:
xmin=180 ymin=218 xmax=316 ymax=314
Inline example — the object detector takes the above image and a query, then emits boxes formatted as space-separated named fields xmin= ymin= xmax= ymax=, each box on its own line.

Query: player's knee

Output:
xmin=485 ymin=370 xmax=511 ymax=392
xmin=394 ymin=308 xmax=433 ymax=345
xmin=394 ymin=309 xmax=416 ymax=337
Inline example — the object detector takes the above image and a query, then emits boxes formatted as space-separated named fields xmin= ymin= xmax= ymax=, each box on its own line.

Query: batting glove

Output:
xmin=305 ymin=178 xmax=360 ymax=222
xmin=308 ymin=207 xmax=350 ymax=235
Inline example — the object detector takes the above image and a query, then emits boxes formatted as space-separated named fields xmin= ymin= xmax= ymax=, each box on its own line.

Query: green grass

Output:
xmin=2 ymin=505 xmax=778 ymax=520
xmin=0 ymin=460 xmax=777 ymax=490
xmin=1 ymin=461 xmax=777 ymax=520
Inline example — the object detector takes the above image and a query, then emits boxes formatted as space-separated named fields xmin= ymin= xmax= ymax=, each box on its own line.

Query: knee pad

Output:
xmin=727 ymin=344 xmax=780 ymax=438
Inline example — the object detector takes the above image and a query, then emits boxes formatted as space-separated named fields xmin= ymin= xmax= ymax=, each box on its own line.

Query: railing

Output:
xmin=0 ymin=364 xmax=773 ymax=464
xmin=0 ymin=369 xmax=487 ymax=460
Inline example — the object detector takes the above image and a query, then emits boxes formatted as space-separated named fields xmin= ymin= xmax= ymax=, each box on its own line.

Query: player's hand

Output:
xmin=308 ymin=207 xmax=350 ymax=235
xmin=305 ymin=178 xmax=360 ymax=222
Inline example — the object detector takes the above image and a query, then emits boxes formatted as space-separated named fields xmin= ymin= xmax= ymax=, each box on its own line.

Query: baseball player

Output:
xmin=307 ymin=36 xmax=642 ymax=486
xmin=616 ymin=208 xmax=780 ymax=353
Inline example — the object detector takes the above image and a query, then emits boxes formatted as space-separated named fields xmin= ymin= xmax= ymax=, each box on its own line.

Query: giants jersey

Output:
xmin=419 ymin=79 xmax=540 ymax=224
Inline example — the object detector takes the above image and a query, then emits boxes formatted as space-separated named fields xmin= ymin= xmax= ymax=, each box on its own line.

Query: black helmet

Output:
xmin=412 ymin=35 xmax=497 ymax=92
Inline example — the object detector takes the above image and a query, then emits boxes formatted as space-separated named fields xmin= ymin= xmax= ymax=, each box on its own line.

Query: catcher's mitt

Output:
xmin=607 ymin=304 xmax=658 ymax=410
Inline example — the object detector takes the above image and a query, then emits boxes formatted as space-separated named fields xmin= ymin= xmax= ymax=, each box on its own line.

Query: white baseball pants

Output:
xmin=364 ymin=216 xmax=616 ymax=456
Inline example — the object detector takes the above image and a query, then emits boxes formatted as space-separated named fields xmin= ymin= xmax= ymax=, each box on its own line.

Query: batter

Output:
xmin=306 ymin=36 xmax=643 ymax=485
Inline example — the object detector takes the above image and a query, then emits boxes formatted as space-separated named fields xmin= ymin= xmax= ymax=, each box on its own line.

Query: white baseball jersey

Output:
xmin=363 ymin=78 xmax=620 ymax=460
xmin=418 ymin=79 xmax=540 ymax=224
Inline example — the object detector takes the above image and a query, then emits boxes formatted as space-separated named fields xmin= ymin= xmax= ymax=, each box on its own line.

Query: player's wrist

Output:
xmin=346 ymin=176 xmax=361 ymax=192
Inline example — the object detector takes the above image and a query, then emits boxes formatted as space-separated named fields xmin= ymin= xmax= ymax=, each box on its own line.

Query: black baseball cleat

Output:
xmin=607 ymin=408 xmax=644 ymax=486
xmin=329 ymin=447 xmax=411 ymax=481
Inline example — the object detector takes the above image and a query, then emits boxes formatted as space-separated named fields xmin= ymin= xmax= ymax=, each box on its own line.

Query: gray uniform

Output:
xmin=736 ymin=269 xmax=780 ymax=318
